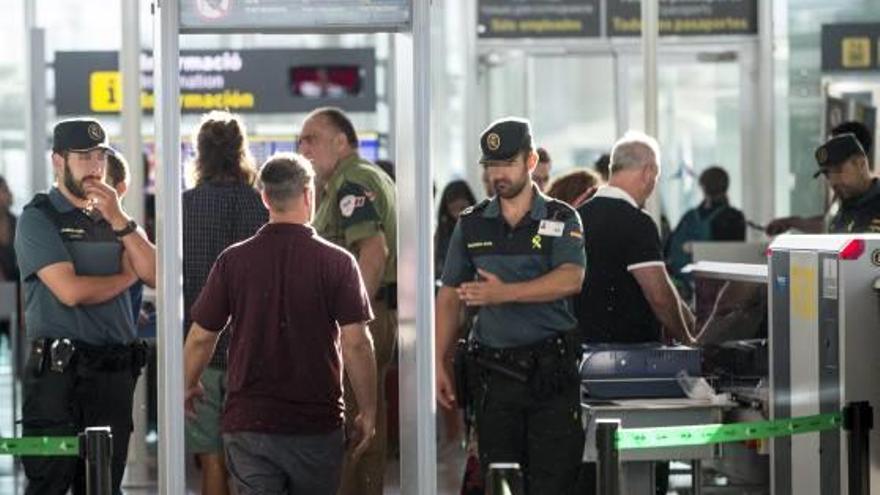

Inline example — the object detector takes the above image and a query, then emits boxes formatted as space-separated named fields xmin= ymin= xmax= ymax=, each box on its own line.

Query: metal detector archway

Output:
xmin=152 ymin=1 xmax=435 ymax=492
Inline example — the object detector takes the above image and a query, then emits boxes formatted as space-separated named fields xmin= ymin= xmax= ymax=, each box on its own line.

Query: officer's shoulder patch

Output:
xmin=337 ymin=180 xmax=380 ymax=224
xmin=460 ymin=199 xmax=491 ymax=218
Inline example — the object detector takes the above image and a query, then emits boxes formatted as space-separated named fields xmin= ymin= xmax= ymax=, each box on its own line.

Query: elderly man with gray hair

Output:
xmin=573 ymin=131 xmax=696 ymax=492
xmin=183 ymin=153 xmax=378 ymax=495
xmin=574 ymin=131 xmax=696 ymax=347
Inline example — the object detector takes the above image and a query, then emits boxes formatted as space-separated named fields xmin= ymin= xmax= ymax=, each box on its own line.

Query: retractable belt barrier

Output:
xmin=616 ymin=411 xmax=841 ymax=450
xmin=0 ymin=427 xmax=114 ymax=495
xmin=0 ymin=436 xmax=79 ymax=456
xmin=596 ymin=401 xmax=873 ymax=495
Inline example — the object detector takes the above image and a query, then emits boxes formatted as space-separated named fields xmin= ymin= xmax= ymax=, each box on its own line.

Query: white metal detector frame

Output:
xmin=152 ymin=0 xmax=435 ymax=493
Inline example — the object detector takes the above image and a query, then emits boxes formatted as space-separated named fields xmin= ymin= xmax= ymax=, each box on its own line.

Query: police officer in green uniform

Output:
xmin=14 ymin=119 xmax=156 ymax=495
xmin=297 ymin=107 xmax=396 ymax=495
xmin=436 ymin=118 xmax=586 ymax=494
xmin=813 ymin=133 xmax=880 ymax=233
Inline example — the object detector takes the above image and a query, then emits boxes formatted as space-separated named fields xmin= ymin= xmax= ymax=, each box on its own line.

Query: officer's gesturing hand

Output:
xmin=82 ymin=178 xmax=130 ymax=230
xmin=457 ymin=268 xmax=507 ymax=306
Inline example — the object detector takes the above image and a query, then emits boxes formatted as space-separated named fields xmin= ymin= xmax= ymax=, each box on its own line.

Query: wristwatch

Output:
xmin=113 ymin=219 xmax=138 ymax=238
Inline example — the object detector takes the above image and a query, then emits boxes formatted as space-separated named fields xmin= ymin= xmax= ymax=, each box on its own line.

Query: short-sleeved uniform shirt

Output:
xmin=828 ymin=178 xmax=880 ymax=233
xmin=14 ymin=188 xmax=135 ymax=345
xmin=314 ymin=154 xmax=397 ymax=285
xmin=575 ymin=186 xmax=663 ymax=344
xmin=191 ymin=223 xmax=373 ymax=435
xmin=441 ymin=187 xmax=586 ymax=348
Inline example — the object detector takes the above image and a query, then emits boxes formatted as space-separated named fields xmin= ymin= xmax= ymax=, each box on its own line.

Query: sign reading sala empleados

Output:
xmin=478 ymin=0 xmax=601 ymax=38
xmin=54 ymin=49 xmax=377 ymax=115
xmin=607 ymin=0 xmax=758 ymax=37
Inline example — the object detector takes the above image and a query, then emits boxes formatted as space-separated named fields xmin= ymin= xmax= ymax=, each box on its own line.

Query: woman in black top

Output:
xmin=434 ymin=180 xmax=476 ymax=280
xmin=0 ymin=175 xmax=18 ymax=340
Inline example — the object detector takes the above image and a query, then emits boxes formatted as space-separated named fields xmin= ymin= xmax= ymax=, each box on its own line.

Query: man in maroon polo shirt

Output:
xmin=183 ymin=152 xmax=378 ymax=495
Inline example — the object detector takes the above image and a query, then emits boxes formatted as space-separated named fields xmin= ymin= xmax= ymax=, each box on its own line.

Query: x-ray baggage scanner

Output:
xmin=769 ymin=234 xmax=880 ymax=494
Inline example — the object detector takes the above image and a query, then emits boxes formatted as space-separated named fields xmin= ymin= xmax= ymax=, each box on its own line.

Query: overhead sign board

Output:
xmin=606 ymin=0 xmax=758 ymax=37
xmin=54 ymin=49 xmax=377 ymax=115
xmin=179 ymin=0 xmax=411 ymax=33
xmin=477 ymin=0 xmax=601 ymax=38
xmin=822 ymin=23 xmax=880 ymax=72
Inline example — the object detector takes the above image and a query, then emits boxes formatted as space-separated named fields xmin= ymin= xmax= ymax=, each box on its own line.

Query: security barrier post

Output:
xmin=843 ymin=401 xmax=873 ymax=495
xmin=596 ymin=419 xmax=621 ymax=495
xmin=82 ymin=426 xmax=113 ymax=495
xmin=486 ymin=462 xmax=524 ymax=495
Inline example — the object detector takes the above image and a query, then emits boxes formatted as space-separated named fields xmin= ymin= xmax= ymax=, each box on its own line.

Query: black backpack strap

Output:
xmin=25 ymin=193 xmax=64 ymax=229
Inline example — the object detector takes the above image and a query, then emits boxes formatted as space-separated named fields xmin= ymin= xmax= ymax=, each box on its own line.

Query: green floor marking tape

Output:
xmin=0 ymin=437 xmax=80 ymax=456
xmin=616 ymin=412 xmax=842 ymax=450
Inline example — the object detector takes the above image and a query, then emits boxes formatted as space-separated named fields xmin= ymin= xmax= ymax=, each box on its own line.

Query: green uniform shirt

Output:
xmin=441 ymin=188 xmax=586 ymax=348
xmin=314 ymin=154 xmax=397 ymax=284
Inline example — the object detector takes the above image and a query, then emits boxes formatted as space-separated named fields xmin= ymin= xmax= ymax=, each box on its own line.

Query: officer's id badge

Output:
xmin=339 ymin=194 xmax=366 ymax=218
xmin=537 ymin=219 xmax=564 ymax=237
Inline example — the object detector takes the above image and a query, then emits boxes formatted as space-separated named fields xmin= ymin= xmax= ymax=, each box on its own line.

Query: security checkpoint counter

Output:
xmin=582 ymin=397 xmax=734 ymax=494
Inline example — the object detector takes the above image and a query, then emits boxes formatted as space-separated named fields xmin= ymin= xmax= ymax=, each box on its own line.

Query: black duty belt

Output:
xmin=30 ymin=338 xmax=148 ymax=375
xmin=467 ymin=333 xmax=573 ymax=382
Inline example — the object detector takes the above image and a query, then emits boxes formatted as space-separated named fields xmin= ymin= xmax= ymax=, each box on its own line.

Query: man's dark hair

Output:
xmin=594 ymin=153 xmax=611 ymax=181
xmin=308 ymin=107 xmax=359 ymax=149
xmin=537 ymin=147 xmax=551 ymax=164
xmin=193 ymin=110 xmax=257 ymax=187
xmin=375 ymin=159 xmax=395 ymax=181
xmin=699 ymin=166 xmax=729 ymax=198
xmin=831 ymin=121 xmax=872 ymax=156
xmin=106 ymin=152 xmax=130 ymax=188
xmin=258 ymin=153 xmax=315 ymax=212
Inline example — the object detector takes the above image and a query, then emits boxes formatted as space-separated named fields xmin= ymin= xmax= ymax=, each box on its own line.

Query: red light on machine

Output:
xmin=765 ymin=247 xmax=773 ymax=257
xmin=839 ymin=239 xmax=866 ymax=260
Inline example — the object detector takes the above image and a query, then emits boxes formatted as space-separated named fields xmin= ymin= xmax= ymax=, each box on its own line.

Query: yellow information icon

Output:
xmin=90 ymin=71 xmax=122 ymax=112
xmin=842 ymin=37 xmax=871 ymax=69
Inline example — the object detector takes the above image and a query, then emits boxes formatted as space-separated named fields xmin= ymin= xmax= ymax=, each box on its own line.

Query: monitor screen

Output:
xmin=290 ymin=65 xmax=364 ymax=99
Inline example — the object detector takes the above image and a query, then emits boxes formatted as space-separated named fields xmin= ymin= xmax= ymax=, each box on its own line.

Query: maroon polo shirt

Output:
xmin=191 ymin=222 xmax=373 ymax=435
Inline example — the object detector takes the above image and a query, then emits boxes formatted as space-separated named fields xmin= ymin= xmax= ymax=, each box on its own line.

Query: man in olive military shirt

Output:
xmin=297 ymin=107 xmax=396 ymax=495
xmin=436 ymin=117 xmax=586 ymax=494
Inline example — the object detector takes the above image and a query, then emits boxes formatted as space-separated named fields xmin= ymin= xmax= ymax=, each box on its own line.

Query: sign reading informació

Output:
xmin=54 ymin=49 xmax=377 ymax=115
xmin=179 ymin=0 xmax=411 ymax=33
xmin=606 ymin=0 xmax=758 ymax=37
xmin=477 ymin=0 xmax=601 ymax=38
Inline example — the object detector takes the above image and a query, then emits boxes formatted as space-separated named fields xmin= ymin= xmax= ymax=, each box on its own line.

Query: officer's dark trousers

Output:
xmin=21 ymin=351 xmax=138 ymax=495
xmin=470 ymin=363 xmax=584 ymax=494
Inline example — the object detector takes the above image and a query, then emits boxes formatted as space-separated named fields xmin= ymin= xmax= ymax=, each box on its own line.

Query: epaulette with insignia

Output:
xmin=460 ymin=198 xmax=491 ymax=218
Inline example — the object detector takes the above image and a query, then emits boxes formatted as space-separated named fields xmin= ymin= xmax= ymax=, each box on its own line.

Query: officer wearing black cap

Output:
xmin=435 ymin=117 xmax=587 ymax=493
xmin=766 ymin=123 xmax=879 ymax=235
xmin=814 ymin=133 xmax=880 ymax=233
xmin=14 ymin=118 xmax=156 ymax=494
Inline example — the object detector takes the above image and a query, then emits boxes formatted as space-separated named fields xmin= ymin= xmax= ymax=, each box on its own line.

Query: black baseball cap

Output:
xmin=814 ymin=133 xmax=866 ymax=178
xmin=52 ymin=118 xmax=112 ymax=153
xmin=479 ymin=117 xmax=533 ymax=163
